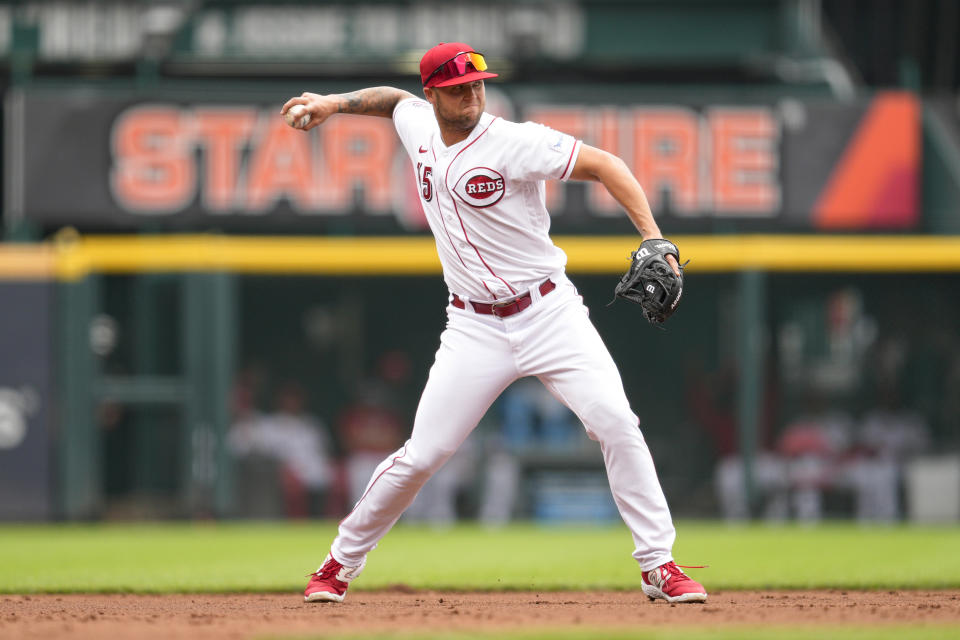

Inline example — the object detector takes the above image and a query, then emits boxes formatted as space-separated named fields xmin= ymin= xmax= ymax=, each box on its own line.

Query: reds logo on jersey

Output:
xmin=453 ymin=167 xmax=506 ymax=208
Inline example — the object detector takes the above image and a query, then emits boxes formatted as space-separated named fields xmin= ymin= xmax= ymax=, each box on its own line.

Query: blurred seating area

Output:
xmin=213 ymin=273 xmax=959 ymax=525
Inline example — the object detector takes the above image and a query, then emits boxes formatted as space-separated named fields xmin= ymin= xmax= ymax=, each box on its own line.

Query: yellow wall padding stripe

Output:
xmin=561 ymin=235 xmax=960 ymax=273
xmin=0 ymin=245 xmax=56 ymax=280
xmin=51 ymin=235 xmax=443 ymax=280
xmin=2 ymin=235 xmax=960 ymax=280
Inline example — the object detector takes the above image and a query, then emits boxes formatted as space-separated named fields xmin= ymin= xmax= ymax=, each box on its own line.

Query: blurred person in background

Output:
xmin=776 ymin=391 xmax=854 ymax=522
xmin=227 ymin=367 xmax=273 ymax=518
xmin=685 ymin=359 xmax=787 ymax=521
xmin=229 ymin=379 xmax=333 ymax=518
xmin=844 ymin=384 xmax=930 ymax=522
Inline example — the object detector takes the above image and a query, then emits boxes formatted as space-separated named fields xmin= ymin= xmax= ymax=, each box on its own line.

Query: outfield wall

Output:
xmin=1 ymin=235 xmax=958 ymax=522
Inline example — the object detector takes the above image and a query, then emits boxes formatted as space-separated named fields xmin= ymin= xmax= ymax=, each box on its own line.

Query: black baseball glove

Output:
xmin=613 ymin=238 xmax=686 ymax=325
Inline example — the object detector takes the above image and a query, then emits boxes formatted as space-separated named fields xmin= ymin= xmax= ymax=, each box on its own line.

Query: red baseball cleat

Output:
xmin=641 ymin=561 xmax=708 ymax=603
xmin=304 ymin=554 xmax=365 ymax=603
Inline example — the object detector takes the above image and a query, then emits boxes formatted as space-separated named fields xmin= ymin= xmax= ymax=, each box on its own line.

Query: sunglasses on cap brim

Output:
xmin=425 ymin=51 xmax=489 ymax=87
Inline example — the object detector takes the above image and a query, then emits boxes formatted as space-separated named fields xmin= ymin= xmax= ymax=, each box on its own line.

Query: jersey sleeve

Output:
xmin=505 ymin=121 xmax=582 ymax=183
xmin=392 ymin=98 xmax=436 ymax=156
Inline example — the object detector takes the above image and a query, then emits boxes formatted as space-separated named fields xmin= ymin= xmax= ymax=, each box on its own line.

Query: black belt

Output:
xmin=452 ymin=280 xmax=556 ymax=318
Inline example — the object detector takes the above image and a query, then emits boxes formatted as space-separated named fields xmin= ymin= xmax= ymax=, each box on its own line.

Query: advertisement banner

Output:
xmin=5 ymin=87 xmax=919 ymax=234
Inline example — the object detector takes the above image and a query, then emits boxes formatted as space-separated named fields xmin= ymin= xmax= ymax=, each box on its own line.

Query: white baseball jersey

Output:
xmin=326 ymin=95 xmax=678 ymax=581
xmin=393 ymin=98 xmax=582 ymax=301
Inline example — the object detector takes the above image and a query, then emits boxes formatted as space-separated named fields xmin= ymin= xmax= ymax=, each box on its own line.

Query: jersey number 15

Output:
xmin=417 ymin=163 xmax=433 ymax=202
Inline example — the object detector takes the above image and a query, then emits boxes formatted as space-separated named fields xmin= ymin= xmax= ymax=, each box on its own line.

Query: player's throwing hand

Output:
xmin=280 ymin=92 xmax=339 ymax=131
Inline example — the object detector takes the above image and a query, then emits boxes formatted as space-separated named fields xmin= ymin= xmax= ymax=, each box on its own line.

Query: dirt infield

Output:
xmin=2 ymin=590 xmax=959 ymax=638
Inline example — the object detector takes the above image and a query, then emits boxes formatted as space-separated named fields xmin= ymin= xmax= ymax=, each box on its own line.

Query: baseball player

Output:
xmin=282 ymin=42 xmax=707 ymax=604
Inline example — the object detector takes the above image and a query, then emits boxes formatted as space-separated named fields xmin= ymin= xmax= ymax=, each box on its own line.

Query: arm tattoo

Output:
xmin=336 ymin=87 xmax=412 ymax=118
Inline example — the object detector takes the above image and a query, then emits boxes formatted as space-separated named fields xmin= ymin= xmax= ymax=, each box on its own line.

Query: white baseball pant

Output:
xmin=330 ymin=275 xmax=676 ymax=571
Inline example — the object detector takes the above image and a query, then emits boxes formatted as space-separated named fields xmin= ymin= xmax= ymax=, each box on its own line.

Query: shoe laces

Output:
xmin=307 ymin=560 xmax=342 ymax=581
xmin=658 ymin=561 xmax=707 ymax=585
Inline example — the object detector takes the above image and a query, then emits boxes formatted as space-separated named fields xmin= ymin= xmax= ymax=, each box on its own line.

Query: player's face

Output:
xmin=425 ymin=80 xmax=485 ymax=132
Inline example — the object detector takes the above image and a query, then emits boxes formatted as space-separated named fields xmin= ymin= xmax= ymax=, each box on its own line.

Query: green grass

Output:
xmin=0 ymin=520 xmax=958 ymax=593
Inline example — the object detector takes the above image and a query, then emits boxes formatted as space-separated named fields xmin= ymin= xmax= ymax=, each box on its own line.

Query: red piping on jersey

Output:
xmin=443 ymin=116 xmax=517 ymax=297
xmin=451 ymin=198 xmax=516 ymax=295
xmin=339 ymin=445 xmax=408 ymax=526
xmin=444 ymin=116 xmax=499 ymax=194
xmin=431 ymin=178 xmax=494 ymax=297
xmin=561 ymin=140 xmax=579 ymax=180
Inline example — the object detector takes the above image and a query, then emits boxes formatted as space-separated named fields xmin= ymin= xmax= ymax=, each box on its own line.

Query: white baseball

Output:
xmin=284 ymin=104 xmax=311 ymax=129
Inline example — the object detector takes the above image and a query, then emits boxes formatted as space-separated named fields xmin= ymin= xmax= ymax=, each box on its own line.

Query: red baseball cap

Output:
xmin=420 ymin=42 xmax=498 ymax=88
